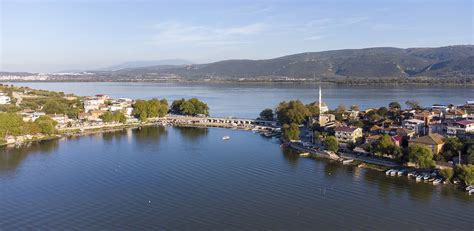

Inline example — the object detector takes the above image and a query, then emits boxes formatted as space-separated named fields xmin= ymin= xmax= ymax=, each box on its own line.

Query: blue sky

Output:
xmin=1 ymin=0 xmax=472 ymax=72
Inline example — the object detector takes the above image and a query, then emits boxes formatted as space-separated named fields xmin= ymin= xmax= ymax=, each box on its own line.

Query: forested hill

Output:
xmin=112 ymin=45 xmax=473 ymax=80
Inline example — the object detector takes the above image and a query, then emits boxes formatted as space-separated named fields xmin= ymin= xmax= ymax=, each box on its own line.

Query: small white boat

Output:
xmin=397 ymin=170 xmax=405 ymax=176
xmin=416 ymin=175 xmax=423 ymax=181
xmin=469 ymin=189 xmax=474 ymax=195
xmin=390 ymin=170 xmax=397 ymax=176
xmin=423 ymin=174 xmax=430 ymax=181
xmin=222 ymin=136 xmax=230 ymax=140
xmin=428 ymin=177 xmax=436 ymax=182
xmin=385 ymin=169 xmax=393 ymax=175
xmin=299 ymin=152 xmax=310 ymax=157
xmin=407 ymin=171 xmax=416 ymax=178
xmin=465 ymin=185 xmax=474 ymax=191
xmin=433 ymin=178 xmax=442 ymax=184
xmin=342 ymin=159 xmax=353 ymax=165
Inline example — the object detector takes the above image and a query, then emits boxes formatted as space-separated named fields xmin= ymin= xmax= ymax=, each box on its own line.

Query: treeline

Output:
xmin=171 ymin=98 xmax=209 ymax=116
xmin=0 ymin=113 xmax=57 ymax=142
xmin=132 ymin=98 xmax=209 ymax=121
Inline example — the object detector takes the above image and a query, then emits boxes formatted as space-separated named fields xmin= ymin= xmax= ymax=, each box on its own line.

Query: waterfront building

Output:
xmin=334 ymin=126 xmax=363 ymax=143
xmin=409 ymin=133 xmax=445 ymax=155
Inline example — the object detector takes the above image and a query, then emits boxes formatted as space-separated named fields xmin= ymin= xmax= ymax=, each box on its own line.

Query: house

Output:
xmin=95 ymin=94 xmax=110 ymax=101
xmin=446 ymin=120 xmax=474 ymax=138
xmin=318 ymin=114 xmax=335 ymax=126
xmin=402 ymin=119 xmax=425 ymax=135
xmin=409 ymin=133 xmax=445 ymax=155
xmin=0 ymin=93 xmax=11 ymax=104
xmin=334 ymin=126 xmax=363 ymax=143
xmin=83 ymin=97 xmax=104 ymax=112
xmin=49 ymin=114 xmax=70 ymax=124
xmin=21 ymin=111 xmax=46 ymax=122
xmin=445 ymin=109 xmax=467 ymax=120
xmin=365 ymin=135 xmax=381 ymax=145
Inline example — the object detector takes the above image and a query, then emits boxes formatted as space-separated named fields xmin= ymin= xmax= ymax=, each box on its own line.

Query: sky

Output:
xmin=1 ymin=0 xmax=473 ymax=72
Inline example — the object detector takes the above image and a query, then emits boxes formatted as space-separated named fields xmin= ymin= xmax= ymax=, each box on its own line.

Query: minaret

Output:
xmin=319 ymin=85 xmax=322 ymax=110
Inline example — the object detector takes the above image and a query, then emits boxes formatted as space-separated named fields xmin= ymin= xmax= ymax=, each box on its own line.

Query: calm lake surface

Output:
xmin=1 ymin=82 xmax=473 ymax=230
xmin=1 ymin=127 xmax=473 ymax=230
xmin=9 ymin=82 xmax=474 ymax=118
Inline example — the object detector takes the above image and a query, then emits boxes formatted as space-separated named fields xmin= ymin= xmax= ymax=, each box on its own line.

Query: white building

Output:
xmin=402 ymin=119 xmax=425 ymax=135
xmin=84 ymin=97 xmax=104 ymax=112
xmin=0 ymin=94 xmax=11 ymax=104
xmin=317 ymin=85 xmax=329 ymax=114
xmin=21 ymin=112 xmax=46 ymax=122
xmin=446 ymin=120 xmax=474 ymax=138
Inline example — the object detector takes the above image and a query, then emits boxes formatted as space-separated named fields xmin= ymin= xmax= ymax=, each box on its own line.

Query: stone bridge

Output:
xmin=161 ymin=116 xmax=275 ymax=128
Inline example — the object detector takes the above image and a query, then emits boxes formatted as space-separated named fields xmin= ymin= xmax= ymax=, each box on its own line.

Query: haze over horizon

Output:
xmin=1 ymin=0 xmax=472 ymax=72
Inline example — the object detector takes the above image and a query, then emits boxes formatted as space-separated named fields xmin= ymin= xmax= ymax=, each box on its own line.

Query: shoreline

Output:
xmin=3 ymin=79 xmax=474 ymax=86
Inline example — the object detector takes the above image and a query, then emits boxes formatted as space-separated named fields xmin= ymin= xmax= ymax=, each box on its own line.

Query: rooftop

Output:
xmin=410 ymin=133 xmax=445 ymax=145
xmin=335 ymin=126 xmax=359 ymax=132
xmin=456 ymin=120 xmax=474 ymax=126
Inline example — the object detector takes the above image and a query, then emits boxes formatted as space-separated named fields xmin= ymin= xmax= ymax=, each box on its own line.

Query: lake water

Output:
xmin=1 ymin=126 xmax=473 ymax=230
xmin=1 ymin=82 xmax=473 ymax=230
xmin=9 ymin=82 xmax=474 ymax=118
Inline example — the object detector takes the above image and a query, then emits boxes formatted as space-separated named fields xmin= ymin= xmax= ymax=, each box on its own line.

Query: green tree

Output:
xmin=439 ymin=168 xmax=454 ymax=181
xmin=171 ymin=99 xmax=185 ymax=113
xmin=305 ymin=104 xmax=320 ymax=117
xmin=34 ymin=115 xmax=58 ymax=135
xmin=282 ymin=123 xmax=300 ymax=141
xmin=389 ymin=101 xmax=401 ymax=111
xmin=405 ymin=100 xmax=420 ymax=110
xmin=0 ymin=113 xmax=24 ymax=136
xmin=409 ymin=145 xmax=435 ymax=169
xmin=324 ymin=136 xmax=339 ymax=152
xmin=179 ymin=101 xmax=196 ymax=115
xmin=259 ymin=108 xmax=274 ymax=120
xmin=456 ymin=164 xmax=474 ymax=185
xmin=467 ymin=146 xmax=474 ymax=164
xmin=276 ymin=100 xmax=310 ymax=125
xmin=42 ymin=100 xmax=67 ymax=114
xmin=442 ymin=137 xmax=463 ymax=161
xmin=377 ymin=107 xmax=388 ymax=117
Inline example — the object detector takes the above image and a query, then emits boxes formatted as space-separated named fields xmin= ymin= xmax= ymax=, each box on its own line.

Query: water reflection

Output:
xmin=281 ymin=148 xmax=299 ymax=168
xmin=132 ymin=125 xmax=168 ymax=144
xmin=175 ymin=127 xmax=209 ymax=143
xmin=0 ymin=139 xmax=59 ymax=174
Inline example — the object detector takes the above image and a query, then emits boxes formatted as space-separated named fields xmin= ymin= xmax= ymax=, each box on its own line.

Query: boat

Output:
xmin=407 ymin=171 xmax=416 ymax=178
xmin=428 ymin=177 xmax=436 ymax=182
xmin=423 ymin=174 xmax=430 ymax=181
xmin=397 ymin=169 xmax=405 ymax=176
xmin=469 ymin=189 xmax=474 ymax=195
xmin=385 ymin=169 xmax=393 ymax=175
xmin=342 ymin=159 xmax=354 ymax=165
xmin=390 ymin=170 xmax=397 ymax=176
xmin=222 ymin=136 xmax=230 ymax=140
xmin=433 ymin=178 xmax=442 ymax=184
xmin=299 ymin=152 xmax=310 ymax=157
xmin=416 ymin=175 xmax=423 ymax=181
xmin=465 ymin=185 xmax=474 ymax=191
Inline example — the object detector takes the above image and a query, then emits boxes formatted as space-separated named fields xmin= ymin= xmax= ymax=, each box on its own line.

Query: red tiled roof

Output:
xmin=456 ymin=120 xmax=474 ymax=126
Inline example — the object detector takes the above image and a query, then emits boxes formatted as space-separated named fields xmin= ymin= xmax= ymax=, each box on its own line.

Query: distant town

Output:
xmin=0 ymin=84 xmax=473 ymax=193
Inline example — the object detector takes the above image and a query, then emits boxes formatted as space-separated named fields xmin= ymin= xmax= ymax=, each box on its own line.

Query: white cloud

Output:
xmin=151 ymin=22 xmax=266 ymax=46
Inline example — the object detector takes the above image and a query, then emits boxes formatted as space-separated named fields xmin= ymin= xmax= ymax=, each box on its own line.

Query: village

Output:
xmin=0 ymin=84 xmax=473 ymax=193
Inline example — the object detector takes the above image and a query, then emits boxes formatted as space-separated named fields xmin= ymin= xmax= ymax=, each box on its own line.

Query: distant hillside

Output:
xmin=114 ymin=45 xmax=473 ymax=80
xmin=96 ymin=59 xmax=192 ymax=71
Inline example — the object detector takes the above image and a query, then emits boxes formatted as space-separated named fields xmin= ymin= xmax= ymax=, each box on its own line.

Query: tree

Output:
xmin=100 ymin=111 xmax=127 ymax=123
xmin=171 ymin=99 xmax=185 ymax=113
xmin=442 ymin=137 xmax=463 ymax=161
xmin=0 ymin=113 xmax=24 ymax=136
xmin=409 ymin=145 xmax=435 ymax=169
xmin=439 ymin=168 xmax=454 ymax=181
xmin=34 ymin=115 xmax=58 ymax=135
xmin=282 ymin=123 xmax=300 ymax=141
xmin=467 ymin=146 xmax=474 ymax=164
xmin=336 ymin=104 xmax=346 ymax=114
xmin=374 ymin=134 xmax=392 ymax=154
xmin=275 ymin=100 xmax=310 ymax=125
xmin=377 ymin=107 xmax=388 ymax=117
xmin=42 ymin=99 xmax=67 ymax=114
xmin=324 ymin=136 xmax=339 ymax=152
xmin=305 ymin=104 xmax=320 ymax=117
xmin=171 ymin=98 xmax=209 ymax=116
xmin=133 ymin=99 xmax=169 ymax=121
xmin=405 ymin=100 xmax=420 ymax=110
xmin=350 ymin=105 xmax=360 ymax=111
xmin=389 ymin=102 xmax=401 ymax=111
xmin=259 ymin=108 xmax=274 ymax=120
xmin=179 ymin=101 xmax=196 ymax=115
xmin=456 ymin=164 xmax=474 ymax=185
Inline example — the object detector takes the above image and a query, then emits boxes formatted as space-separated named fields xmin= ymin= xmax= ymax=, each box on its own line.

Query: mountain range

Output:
xmin=105 ymin=45 xmax=473 ymax=80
